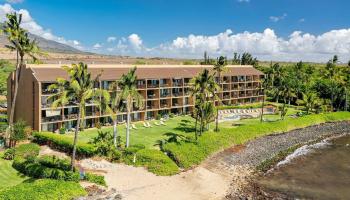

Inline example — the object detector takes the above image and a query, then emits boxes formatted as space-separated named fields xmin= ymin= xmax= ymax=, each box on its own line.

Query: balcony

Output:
xmin=160 ymin=93 xmax=170 ymax=98
xmin=147 ymin=80 xmax=159 ymax=88
xmin=42 ymin=116 xmax=62 ymax=123
xmin=63 ymin=114 xmax=78 ymax=120
xmin=147 ymin=94 xmax=157 ymax=99
xmin=172 ymin=92 xmax=183 ymax=97
xmin=160 ymin=103 xmax=169 ymax=108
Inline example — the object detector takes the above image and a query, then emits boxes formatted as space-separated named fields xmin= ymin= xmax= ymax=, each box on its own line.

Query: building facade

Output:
xmin=7 ymin=64 xmax=264 ymax=132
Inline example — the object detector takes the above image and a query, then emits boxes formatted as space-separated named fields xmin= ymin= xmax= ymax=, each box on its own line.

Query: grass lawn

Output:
xmin=61 ymin=103 xmax=300 ymax=149
xmin=65 ymin=115 xmax=196 ymax=149
xmin=0 ymin=157 xmax=27 ymax=191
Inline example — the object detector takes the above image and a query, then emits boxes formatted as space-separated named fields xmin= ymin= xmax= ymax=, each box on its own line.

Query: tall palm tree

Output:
xmin=108 ymin=81 xmax=123 ymax=148
xmin=48 ymin=63 xmax=110 ymax=170
xmin=118 ymin=67 xmax=144 ymax=147
xmin=190 ymin=69 xmax=219 ymax=138
xmin=3 ymin=12 xmax=41 ymax=146
xmin=213 ymin=56 xmax=226 ymax=132
xmin=260 ymin=78 xmax=268 ymax=122
xmin=298 ymin=92 xmax=321 ymax=114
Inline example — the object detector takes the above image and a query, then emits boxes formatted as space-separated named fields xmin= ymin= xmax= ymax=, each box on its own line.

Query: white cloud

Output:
xmin=128 ymin=34 xmax=143 ymax=49
xmin=299 ymin=18 xmax=305 ymax=23
xmin=269 ymin=13 xmax=287 ymax=22
xmin=6 ymin=0 xmax=24 ymax=4
xmin=99 ymin=28 xmax=350 ymax=62
xmin=107 ymin=36 xmax=117 ymax=42
xmin=237 ymin=0 xmax=250 ymax=2
xmin=93 ymin=43 xmax=102 ymax=49
xmin=0 ymin=3 xmax=83 ymax=50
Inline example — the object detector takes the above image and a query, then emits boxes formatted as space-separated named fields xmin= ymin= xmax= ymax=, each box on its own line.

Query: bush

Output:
xmin=37 ymin=155 xmax=71 ymax=171
xmin=0 ymin=179 xmax=87 ymax=200
xmin=163 ymin=112 xmax=350 ymax=169
xmin=2 ymin=148 xmax=15 ymax=160
xmin=108 ymin=148 xmax=122 ymax=161
xmin=133 ymin=149 xmax=179 ymax=176
xmin=12 ymin=155 xmax=80 ymax=182
xmin=14 ymin=143 xmax=40 ymax=160
xmin=84 ymin=173 xmax=106 ymax=186
xmin=169 ymin=113 xmax=175 ymax=118
xmin=32 ymin=132 xmax=96 ymax=157
xmin=59 ymin=127 xmax=66 ymax=134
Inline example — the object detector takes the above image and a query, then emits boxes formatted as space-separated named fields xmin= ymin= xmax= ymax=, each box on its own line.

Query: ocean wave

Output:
xmin=276 ymin=140 xmax=330 ymax=167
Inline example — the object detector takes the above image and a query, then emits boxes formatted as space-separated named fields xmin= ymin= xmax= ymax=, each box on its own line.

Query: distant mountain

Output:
xmin=0 ymin=29 xmax=85 ymax=54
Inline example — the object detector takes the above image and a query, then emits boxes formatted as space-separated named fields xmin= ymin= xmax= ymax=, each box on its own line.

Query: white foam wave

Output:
xmin=276 ymin=140 xmax=330 ymax=167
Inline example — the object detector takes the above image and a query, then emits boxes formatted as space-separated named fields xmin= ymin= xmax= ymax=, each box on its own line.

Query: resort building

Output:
xmin=7 ymin=64 xmax=264 ymax=132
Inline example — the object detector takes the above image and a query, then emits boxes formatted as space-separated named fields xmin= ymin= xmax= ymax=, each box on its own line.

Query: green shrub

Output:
xmin=37 ymin=155 xmax=71 ymax=171
xmin=123 ymin=144 xmax=145 ymax=156
xmin=32 ymin=132 xmax=96 ymax=157
xmin=133 ymin=149 xmax=179 ymax=176
xmin=59 ymin=127 xmax=66 ymax=134
xmin=2 ymin=148 xmax=15 ymax=160
xmin=12 ymin=155 xmax=80 ymax=182
xmin=169 ymin=113 xmax=175 ymax=118
xmin=163 ymin=112 xmax=350 ymax=169
xmin=0 ymin=179 xmax=87 ymax=200
xmin=108 ymin=148 xmax=122 ymax=161
xmin=84 ymin=173 xmax=106 ymax=186
xmin=14 ymin=143 xmax=40 ymax=160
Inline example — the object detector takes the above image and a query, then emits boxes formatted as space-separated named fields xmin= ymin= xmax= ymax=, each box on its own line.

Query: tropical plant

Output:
xmin=118 ymin=67 xmax=144 ymax=147
xmin=213 ymin=56 xmax=227 ymax=132
xmin=48 ymin=62 xmax=110 ymax=170
xmin=190 ymin=69 xmax=219 ymax=139
xmin=9 ymin=120 xmax=28 ymax=147
xmin=3 ymin=12 xmax=41 ymax=147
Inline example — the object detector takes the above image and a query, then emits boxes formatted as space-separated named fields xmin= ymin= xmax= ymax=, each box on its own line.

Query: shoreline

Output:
xmin=222 ymin=121 xmax=350 ymax=199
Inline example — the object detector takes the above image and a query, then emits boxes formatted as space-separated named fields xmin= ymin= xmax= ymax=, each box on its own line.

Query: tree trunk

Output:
xmin=126 ymin=108 xmax=131 ymax=148
xmin=71 ymin=106 xmax=81 ymax=171
xmin=199 ymin=109 xmax=204 ymax=136
xmin=260 ymin=90 xmax=265 ymax=123
xmin=113 ymin=119 xmax=118 ymax=148
xmin=7 ymin=51 xmax=21 ymax=147
xmin=215 ymin=72 xmax=221 ymax=132
xmin=194 ymin=111 xmax=199 ymax=140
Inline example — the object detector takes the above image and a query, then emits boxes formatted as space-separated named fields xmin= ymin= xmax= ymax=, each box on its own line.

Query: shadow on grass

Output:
xmin=22 ymin=178 xmax=36 ymax=183
xmin=174 ymin=119 xmax=196 ymax=133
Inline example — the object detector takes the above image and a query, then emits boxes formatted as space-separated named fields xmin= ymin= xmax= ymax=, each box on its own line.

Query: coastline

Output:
xmin=219 ymin=120 xmax=350 ymax=199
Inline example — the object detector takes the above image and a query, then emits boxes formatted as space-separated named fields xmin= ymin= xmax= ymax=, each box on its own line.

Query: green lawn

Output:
xmin=65 ymin=115 xmax=196 ymax=148
xmin=0 ymin=157 xmax=27 ymax=191
xmin=62 ymin=103 xmax=299 ymax=149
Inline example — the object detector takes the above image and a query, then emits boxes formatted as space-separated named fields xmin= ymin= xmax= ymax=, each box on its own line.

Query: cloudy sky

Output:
xmin=1 ymin=0 xmax=350 ymax=62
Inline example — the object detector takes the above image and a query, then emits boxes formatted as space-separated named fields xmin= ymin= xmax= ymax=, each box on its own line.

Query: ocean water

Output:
xmin=258 ymin=134 xmax=350 ymax=200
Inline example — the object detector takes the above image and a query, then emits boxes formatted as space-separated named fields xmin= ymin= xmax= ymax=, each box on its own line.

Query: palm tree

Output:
xmin=48 ymin=63 xmax=109 ymax=170
xmin=190 ymin=69 xmax=219 ymax=138
xmin=302 ymin=92 xmax=320 ymax=114
xmin=213 ymin=56 xmax=226 ymax=132
xmin=3 ymin=12 xmax=41 ymax=146
xmin=118 ymin=67 xmax=144 ymax=147
xmin=260 ymin=78 xmax=268 ymax=122
xmin=108 ymin=81 xmax=123 ymax=148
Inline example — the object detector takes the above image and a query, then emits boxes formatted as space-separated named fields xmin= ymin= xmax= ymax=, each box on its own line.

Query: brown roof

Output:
xmin=28 ymin=64 xmax=264 ymax=82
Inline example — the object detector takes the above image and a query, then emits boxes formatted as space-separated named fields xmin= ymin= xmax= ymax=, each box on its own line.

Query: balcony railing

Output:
xmin=63 ymin=114 xmax=78 ymax=120
xmin=160 ymin=104 xmax=169 ymax=108
xmin=160 ymin=93 xmax=170 ymax=98
xmin=147 ymin=94 xmax=157 ymax=99
xmin=42 ymin=116 xmax=62 ymax=123
xmin=172 ymin=92 xmax=183 ymax=97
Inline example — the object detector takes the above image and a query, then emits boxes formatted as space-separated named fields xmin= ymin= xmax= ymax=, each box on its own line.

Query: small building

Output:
xmin=7 ymin=64 xmax=264 ymax=132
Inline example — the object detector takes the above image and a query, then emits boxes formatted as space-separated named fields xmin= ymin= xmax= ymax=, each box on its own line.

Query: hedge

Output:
xmin=163 ymin=112 xmax=350 ymax=169
xmin=12 ymin=156 xmax=80 ymax=182
xmin=12 ymin=155 xmax=106 ymax=185
xmin=0 ymin=179 xmax=87 ymax=200
xmin=32 ymin=132 xmax=96 ymax=157
xmin=122 ymin=147 xmax=179 ymax=176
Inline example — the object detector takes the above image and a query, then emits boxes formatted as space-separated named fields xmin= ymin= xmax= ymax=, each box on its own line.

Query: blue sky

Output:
xmin=1 ymin=0 xmax=350 ymax=62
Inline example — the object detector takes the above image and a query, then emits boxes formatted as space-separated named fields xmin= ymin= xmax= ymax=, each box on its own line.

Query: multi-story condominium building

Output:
xmin=7 ymin=64 xmax=264 ymax=132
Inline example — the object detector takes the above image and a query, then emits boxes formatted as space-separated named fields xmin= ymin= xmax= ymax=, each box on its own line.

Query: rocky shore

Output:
xmin=218 ymin=121 xmax=350 ymax=199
